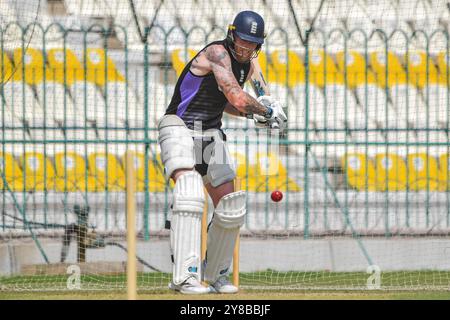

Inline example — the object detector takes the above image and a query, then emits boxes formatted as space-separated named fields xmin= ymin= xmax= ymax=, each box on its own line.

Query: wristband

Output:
xmin=263 ymin=106 xmax=273 ymax=119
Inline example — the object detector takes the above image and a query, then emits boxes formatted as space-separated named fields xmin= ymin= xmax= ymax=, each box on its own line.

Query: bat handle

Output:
xmin=270 ymin=121 xmax=279 ymax=129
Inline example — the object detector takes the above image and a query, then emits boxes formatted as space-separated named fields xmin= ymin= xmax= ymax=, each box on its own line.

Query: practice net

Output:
xmin=1 ymin=0 xmax=450 ymax=292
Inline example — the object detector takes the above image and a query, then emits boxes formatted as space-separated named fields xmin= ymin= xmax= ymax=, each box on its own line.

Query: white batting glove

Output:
xmin=254 ymin=95 xmax=287 ymax=132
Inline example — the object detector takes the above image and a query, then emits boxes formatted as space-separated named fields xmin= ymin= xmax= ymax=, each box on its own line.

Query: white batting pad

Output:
xmin=170 ymin=171 xmax=205 ymax=285
xmin=203 ymin=190 xmax=246 ymax=283
xmin=158 ymin=115 xmax=195 ymax=180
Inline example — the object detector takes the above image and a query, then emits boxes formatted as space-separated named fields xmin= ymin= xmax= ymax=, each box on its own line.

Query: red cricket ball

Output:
xmin=271 ymin=190 xmax=283 ymax=202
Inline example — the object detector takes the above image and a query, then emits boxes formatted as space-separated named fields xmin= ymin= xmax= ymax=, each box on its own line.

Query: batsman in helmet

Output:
xmin=158 ymin=10 xmax=287 ymax=294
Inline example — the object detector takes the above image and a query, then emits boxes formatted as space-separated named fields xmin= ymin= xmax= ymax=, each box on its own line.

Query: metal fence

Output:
xmin=0 ymin=23 xmax=449 ymax=239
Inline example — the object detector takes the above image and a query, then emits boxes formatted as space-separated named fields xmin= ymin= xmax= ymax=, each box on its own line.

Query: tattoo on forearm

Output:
xmin=242 ymin=94 xmax=268 ymax=115
xmin=207 ymin=45 xmax=268 ymax=116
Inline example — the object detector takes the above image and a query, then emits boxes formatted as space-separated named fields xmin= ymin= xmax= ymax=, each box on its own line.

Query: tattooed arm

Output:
xmin=191 ymin=44 xmax=270 ymax=117
xmin=224 ymin=102 xmax=247 ymax=117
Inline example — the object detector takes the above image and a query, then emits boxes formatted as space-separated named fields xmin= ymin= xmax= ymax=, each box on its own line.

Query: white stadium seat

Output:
xmin=35 ymin=81 xmax=78 ymax=127
xmin=69 ymin=81 xmax=108 ymax=128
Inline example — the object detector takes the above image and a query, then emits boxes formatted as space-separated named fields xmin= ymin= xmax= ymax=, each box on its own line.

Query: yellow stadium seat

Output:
xmin=46 ymin=48 xmax=84 ymax=85
xmin=12 ymin=48 xmax=45 ymax=85
xmin=231 ymin=152 xmax=260 ymax=192
xmin=370 ymin=51 xmax=407 ymax=87
xmin=308 ymin=50 xmax=344 ymax=87
xmin=271 ymin=50 xmax=305 ymax=86
xmin=341 ymin=153 xmax=379 ymax=191
xmin=255 ymin=152 xmax=301 ymax=192
xmin=120 ymin=151 xmax=166 ymax=192
xmin=0 ymin=51 xmax=14 ymax=83
xmin=335 ymin=51 xmax=376 ymax=88
xmin=85 ymin=48 xmax=125 ymax=85
xmin=54 ymin=151 xmax=98 ymax=192
xmin=436 ymin=52 xmax=450 ymax=85
xmin=171 ymin=48 xmax=197 ymax=77
xmin=407 ymin=153 xmax=439 ymax=191
xmin=406 ymin=51 xmax=439 ymax=88
xmin=87 ymin=152 xmax=126 ymax=191
xmin=438 ymin=154 xmax=449 ymax=191
xmin=374 ymin=153 xmax=408 ymax=191
xmin=257 ymin=51 xmax=276 ymax=84
xmin=0 ymin=152 xmax=26 ymax=191
xmin=19 ymin=152 xmax=57 ymax=191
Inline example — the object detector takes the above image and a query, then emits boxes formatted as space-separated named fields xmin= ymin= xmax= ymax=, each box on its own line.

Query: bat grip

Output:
xmin=270 ymin=121 xmax=279 ymax=129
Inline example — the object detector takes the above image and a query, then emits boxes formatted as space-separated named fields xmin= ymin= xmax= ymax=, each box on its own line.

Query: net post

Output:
xmin=233 ymin=178 xmax=241 ymax=287
xmin=201 ymin=188 xmax=209 ymax=286
xmin=126 ymin=151 xmax=137 ymax=300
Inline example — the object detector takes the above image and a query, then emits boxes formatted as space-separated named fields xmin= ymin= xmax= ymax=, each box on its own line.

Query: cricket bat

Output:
xmin=250 ymin=58 xmax=279 ymax=128
xmin=250 ymin=57 xmax=270 ymax=97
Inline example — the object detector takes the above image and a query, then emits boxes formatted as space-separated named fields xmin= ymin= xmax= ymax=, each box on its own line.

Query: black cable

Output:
xmin=105 ymin=241 xmax=162 ymax=272
xmin=287 ymin=0 xmax=326 ymax=46
xmin=2 ymin=211 xmax=67 ymax=228
xmin=128 ymin=0 xmax=165 ymax=44
xmin=5 ymin=211 xmax=163 ymax=272
xmin=4 ymin=0 xmax=42 ymax=83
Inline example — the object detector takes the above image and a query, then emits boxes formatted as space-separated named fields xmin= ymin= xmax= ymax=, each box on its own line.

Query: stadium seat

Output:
xmin=19 ymin=152 xmax=57 ymax=191
xmin=335 ymin=51 xmax=377 ymax=88
xmin=410 ymin=127 xmax=448 ymax=156
xmin=64 ymin=0 xmax=101 ymax=15
xmin=151 ymin=1 xmax=182 ymax=45
xmin=438 ymin=154 xmax=450 ymax=191
xmin=0 ymin=152 xmax=26 ymax=191
xmin=0 ymin=103 xmax=22 ymax=135
xmin=290 ymin=83 xmax=349 ymax=158
xmin=398 ymin=0 xmax=437 ymax=34
xmin=353 ymin=84 xmax=402 ymax=155
xmin=436 ymin=52 xmax=450 ymax=85
xmin=69 ymin=81 xmax=108 ymax=127
xmin=1 ymin=81 xmax=57 ymax=135
xmin=425 ymin=84 xmax=450 ymax=129
xmin=46 ymin=48 xmax=84 ymax=85
xmin=270 ymin=50 xmax=305 ymax=87
xmin=54 ymin=150 xmax=98 ymax=192
xmin=175 ymin=0 xmax=212 ymax=42
xmin=35 ymin=81 xmax=78 ymax=126
xmin=12 ymin=48 xmax=46 ymax=85
xmin=341 ymin=152 xmax=379 ymax=191
xmin=311 ymin=84 xmax=350 ymax=157
xmin=120 ymin=151 xmax=166 ymax=192
xmin=87 ymin=152 xmax=126 ymax=191
xmin=340 ymin=87 xmax=385 ymax=155
xmin=307 ymin=50 xmax=344 ymax=87
xmin=85 ymin=48 xmax=125 ymax=85
xmin=389 ymin=84 xmax=428 ymax=128
xmin=374 ymin=153 xmax=408 ymax=191
xmin=257 ymin=51 xmax=276 ymax=84
xmin=0 ymin=51 xmax=14 ymax=82
xmin=370 ymin=51 xmax=407 ymax=87
xmin=406 ymin=51 xmax=439 ymax=88
xmin=255 ymin=152 xmax=301 ymax=192
xmin=171 ymin=48 xmax=197 ymax=77
xmin=407 ymin=153 xmax=439 ymax=191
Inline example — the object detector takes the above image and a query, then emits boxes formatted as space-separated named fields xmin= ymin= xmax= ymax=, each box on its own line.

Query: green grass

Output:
xmin=1 ymin=290 xmax=450 ymax=300
xmin=1 ymin=271 xmax=450 ymax=299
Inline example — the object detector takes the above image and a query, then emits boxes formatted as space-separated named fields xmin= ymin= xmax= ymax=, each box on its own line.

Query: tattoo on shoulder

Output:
xmin=207 ymin=46 xmax=229 ymax=66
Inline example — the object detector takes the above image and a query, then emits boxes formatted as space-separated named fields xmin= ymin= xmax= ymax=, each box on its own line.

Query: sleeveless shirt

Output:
xmin=165 ymin=40 xmax=251 ymax=130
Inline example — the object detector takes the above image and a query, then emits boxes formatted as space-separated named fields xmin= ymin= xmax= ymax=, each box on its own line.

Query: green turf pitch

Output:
xmin=1 ymin=290 xmax=450 ymax=300
xmin=1 ymin=271 xmax=450 ymax=299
